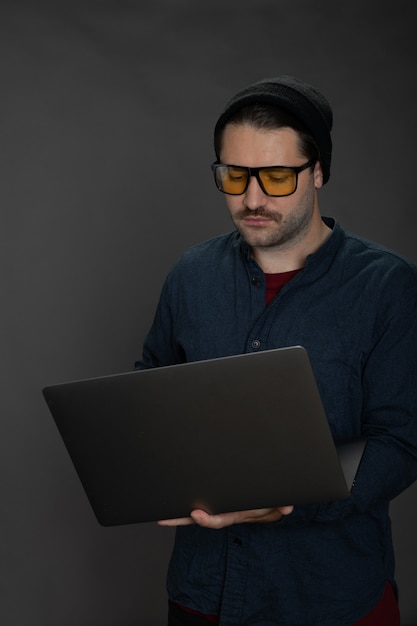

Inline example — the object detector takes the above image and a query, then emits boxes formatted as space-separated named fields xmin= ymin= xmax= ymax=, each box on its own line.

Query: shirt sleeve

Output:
xmin=134 ymin=267 xmax=186 ymax=370
xmin=283 ymin=263 xmax=417 ymax=525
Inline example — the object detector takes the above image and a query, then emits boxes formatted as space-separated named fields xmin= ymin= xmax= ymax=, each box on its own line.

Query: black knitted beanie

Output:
xmin=214 ymin=75 xmax=333 ymax=184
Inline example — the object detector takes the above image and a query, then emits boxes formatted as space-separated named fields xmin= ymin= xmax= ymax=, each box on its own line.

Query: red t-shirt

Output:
xmin=265 ymin=268 xmax=301 ymax=304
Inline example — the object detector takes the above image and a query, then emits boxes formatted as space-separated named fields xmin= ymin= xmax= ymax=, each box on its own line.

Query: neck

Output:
xmin=252 ymin=217 xmax=332 ymax=274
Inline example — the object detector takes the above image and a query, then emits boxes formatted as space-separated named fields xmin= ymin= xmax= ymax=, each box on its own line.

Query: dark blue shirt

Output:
xmin=137 ymin=218 xmax=417 ymax=625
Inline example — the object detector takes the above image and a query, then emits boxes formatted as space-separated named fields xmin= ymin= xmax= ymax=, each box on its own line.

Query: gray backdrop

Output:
xmin=1 ymin=1 xmax=416 ymax=624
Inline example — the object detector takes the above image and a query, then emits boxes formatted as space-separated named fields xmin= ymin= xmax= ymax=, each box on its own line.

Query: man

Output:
xmin=136 ymin=76 xmax=417 ymax=625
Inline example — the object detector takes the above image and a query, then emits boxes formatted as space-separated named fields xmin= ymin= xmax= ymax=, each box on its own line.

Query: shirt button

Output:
xmin=251 ymin=339 xmax=261 ymax=350
xmin=251 ymin=277 xmax=261 ymax=286
xmin=233 ymin=537 xmax=243 ymax=546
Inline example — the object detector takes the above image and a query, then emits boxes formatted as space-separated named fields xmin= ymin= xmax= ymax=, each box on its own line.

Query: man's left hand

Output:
xmin=157 ymin=506 xmax=294 ymax=529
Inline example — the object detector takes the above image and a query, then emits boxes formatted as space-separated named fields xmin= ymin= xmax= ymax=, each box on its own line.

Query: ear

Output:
xmin=313 ymin=161 xmax=323 ymax=189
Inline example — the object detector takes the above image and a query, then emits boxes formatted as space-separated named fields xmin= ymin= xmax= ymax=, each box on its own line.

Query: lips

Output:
xmin=243 ymin=216 xmax=274 ymax=226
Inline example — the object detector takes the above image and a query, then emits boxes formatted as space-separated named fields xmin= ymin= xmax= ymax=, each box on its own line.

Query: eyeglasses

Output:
xmin=211 ymin=159 xmax=315 ymax=197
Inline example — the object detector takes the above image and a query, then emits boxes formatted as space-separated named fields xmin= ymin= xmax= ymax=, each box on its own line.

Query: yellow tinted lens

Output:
xmin=218 ymin=166 xmax=248 ymax=194
xmin=259 ymin=167 xmax=296 ymax=196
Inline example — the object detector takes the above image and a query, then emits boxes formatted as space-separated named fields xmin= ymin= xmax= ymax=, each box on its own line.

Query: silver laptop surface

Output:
xmin=43 ymin=346 xmax=364 ymax=526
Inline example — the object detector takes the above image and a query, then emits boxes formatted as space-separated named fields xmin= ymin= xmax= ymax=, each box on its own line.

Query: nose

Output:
xmin=244 ymin=175 xmax=267 ymax=210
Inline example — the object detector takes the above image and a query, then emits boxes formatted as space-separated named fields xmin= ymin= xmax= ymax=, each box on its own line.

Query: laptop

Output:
xmin=42 ymin=346 xmax=365 ymax=526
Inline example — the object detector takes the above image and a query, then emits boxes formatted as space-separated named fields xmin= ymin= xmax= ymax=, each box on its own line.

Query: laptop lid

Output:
xmin=43 ymin=346 xmax=361 ymax=526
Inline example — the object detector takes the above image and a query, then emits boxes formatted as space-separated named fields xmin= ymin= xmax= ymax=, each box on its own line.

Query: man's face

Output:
xmin=219 ymin=124 xmax=323 ymax=253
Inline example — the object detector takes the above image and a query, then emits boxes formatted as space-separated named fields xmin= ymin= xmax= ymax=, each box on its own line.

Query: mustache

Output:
xmin=236 ymin=209 xmax=281 ymax=221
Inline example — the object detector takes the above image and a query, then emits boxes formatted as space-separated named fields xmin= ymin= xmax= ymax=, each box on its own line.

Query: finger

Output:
xmin=191 ymin=508 xmax=276 ymax=528
xmin=190 ymin=509 xmax=240 ymax=529
xmin=239 ymin=508 xmax=280 ymax=523
xmin=157 ymin=516 xmax=195 ymax=526
xmin=278 ymin=505 xmax=294 ymax=516
xmin=190 ymin=506 xmax=294 ymax=529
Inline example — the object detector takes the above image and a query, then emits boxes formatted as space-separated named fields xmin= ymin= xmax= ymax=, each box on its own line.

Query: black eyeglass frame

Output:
xmin=211 ymin=159 xmax=316 ymax=197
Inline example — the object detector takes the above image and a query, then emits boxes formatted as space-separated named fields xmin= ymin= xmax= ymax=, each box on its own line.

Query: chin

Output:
xmin=238 ymin=227 xmax=281 ymax=249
